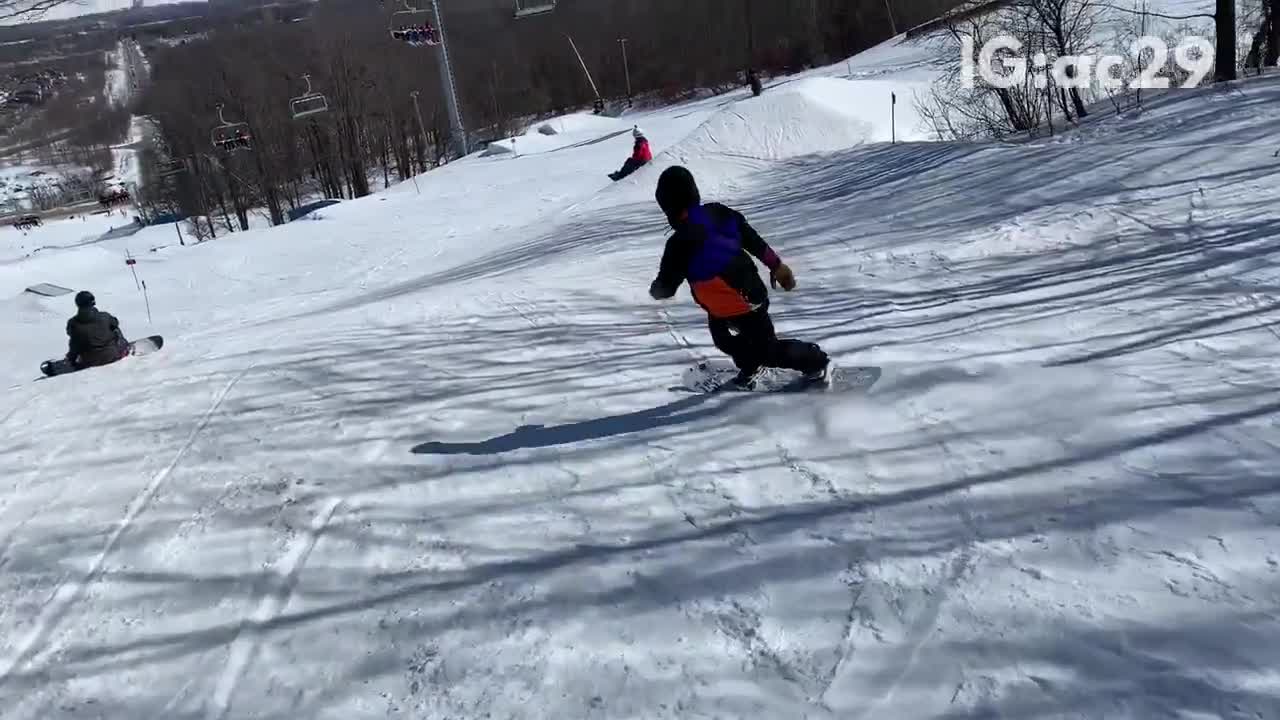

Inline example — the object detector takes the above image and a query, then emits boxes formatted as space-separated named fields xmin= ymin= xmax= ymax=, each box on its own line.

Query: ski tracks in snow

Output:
xmin=0 ymin=366 xmax=251 ymax=689
xmin=0 ymin=437 xmax=76 ymax=581
xmin=820 ymin=394 xmax=982 ymax=716
xmin=0 ymin=388 xmax=35 ymax=430
xmin=653 ymin=253 xmax=1000 ymax=715
xmin=206 ymin=495 xmax=344 ymax=720
xmin=658 ymin=302 xmax=917 ymax=716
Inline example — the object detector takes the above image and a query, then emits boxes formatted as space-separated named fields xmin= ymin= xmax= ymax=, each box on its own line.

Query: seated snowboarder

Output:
xmin=648 ymin=165 xmax=830 ymax=389
xmin=747 ymin=68 xmax=763 ymax=97
xmin=65 ymin=291 xmax=130 ymax=370
xmin=609 ymin=126 xmax=652 ymax=181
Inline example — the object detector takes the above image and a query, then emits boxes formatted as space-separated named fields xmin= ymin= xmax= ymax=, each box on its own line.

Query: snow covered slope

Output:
xmin=2 ymin=31 xmax=1280 ymax=720
xmin=104 ymin=38 xmax=150 ymax=190
xmin=668 ymin=77 xmax=927 ymax=162
xmin=481 ymin=112 xmax=634 ymax=156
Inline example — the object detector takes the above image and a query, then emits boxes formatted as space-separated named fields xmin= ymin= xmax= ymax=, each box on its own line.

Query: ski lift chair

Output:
xmin=389 ymin=1 xmax=440 ymax=46
xmin=513 ymin=0 xmax=555 ymax=18
xmin=290 ymin=74 xmax=329 ymax=119
xmin=211 ymin=104 xmax=252 ymax=152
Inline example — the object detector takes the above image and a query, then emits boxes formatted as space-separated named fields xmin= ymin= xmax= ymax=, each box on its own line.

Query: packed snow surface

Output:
xmin=666 ymin=76 xmax=930 ymax=164
xmin=534 ymin=111 xmax=627 ymax=137
xmin=2 ymin=30 xmax=1279 ymax=719
xmin=482 ymin=113 xmax=634 ymax=156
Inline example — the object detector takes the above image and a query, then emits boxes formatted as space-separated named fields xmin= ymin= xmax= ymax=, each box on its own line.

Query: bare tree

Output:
xmin=918 ymin=2 xmax=1053 ymax=140
xmin=130 ymin=0 xmax=958 ymax=227
xmin=1013 ymin=0 xmax=1102 ymax=121
xmin=1269 ymin=0 xmax=1280 ymax=65
xmin=1243 ymin=0 xmax=1279 ymax=72
xmin=0 ymin=0 xmax=72 ymax=23
xmin=1216 ymin=0 xmax=1237 ymax=80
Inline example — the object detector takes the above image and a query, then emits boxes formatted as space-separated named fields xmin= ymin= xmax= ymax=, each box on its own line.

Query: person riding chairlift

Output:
xmin=609 ymin=126 xmax=652 ymax=182
xmin=393 ymin=23 xmax=439 ymax=46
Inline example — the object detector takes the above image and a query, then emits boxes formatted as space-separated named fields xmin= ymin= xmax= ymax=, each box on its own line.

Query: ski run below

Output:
xmin=1 ymin=31 xmax=1279 ymax=719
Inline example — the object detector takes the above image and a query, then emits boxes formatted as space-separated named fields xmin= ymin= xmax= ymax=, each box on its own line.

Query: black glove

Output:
xmin=649 ymin=279 xmax=673 ymax=300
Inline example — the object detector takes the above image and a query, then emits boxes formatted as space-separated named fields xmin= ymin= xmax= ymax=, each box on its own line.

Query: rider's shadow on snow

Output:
xmin=411 ymin=393 xmax=738 ymax=456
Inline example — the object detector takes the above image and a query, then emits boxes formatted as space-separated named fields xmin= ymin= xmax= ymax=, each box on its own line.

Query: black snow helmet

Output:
xmin=655 ymin=165 xmax=700 ymax=226
xmin=74 ymin=290 xmax=95 ymax=309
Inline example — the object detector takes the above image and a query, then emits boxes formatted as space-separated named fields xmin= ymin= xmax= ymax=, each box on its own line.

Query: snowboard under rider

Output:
xmin=648 ymin=165 xmax=830 ymax=389
xmin=609 ymin=126 xmax=653 ymax=181
xmin=65 ymin=291 xmax=130 ymax=370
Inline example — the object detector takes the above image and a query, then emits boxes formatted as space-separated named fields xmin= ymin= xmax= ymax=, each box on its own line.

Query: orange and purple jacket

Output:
xmin=649 ymin=202 xmax=781 ymax=318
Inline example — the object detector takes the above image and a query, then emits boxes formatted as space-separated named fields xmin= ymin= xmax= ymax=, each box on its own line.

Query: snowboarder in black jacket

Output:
xmin=648 ymin=165 xmax=829 ymax=389
xmin=66 ymin=291 xmax=129 ymax=369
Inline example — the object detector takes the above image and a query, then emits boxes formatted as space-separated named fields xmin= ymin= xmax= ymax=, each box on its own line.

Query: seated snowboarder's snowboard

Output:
xmin=678 ymin=359 xmax=881 ymax=394
xmin=40 ymin=334 xmax=164 ymax=377
xmin=130 ymin=334 xmax=164 ymax=356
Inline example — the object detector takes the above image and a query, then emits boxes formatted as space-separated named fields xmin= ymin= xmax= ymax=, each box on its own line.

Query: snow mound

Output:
xmin=532 ymin=112 xmax=622 ymax=137
xmin=0 ymin=212 xmax=128 ymax=263
xmin=0 ymin=292 xmax=64 ymax=333
xmin=842 ymin=33 xmax=948 ymax=82
xmin=0 ymin=244 xmax=118 ymax=298
xmin=664 ymin=76 xmax=931 ymax=165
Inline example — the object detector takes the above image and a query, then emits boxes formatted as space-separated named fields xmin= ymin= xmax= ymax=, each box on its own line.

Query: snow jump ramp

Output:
xmin=23 ymin=283 xmax=73 ymax=297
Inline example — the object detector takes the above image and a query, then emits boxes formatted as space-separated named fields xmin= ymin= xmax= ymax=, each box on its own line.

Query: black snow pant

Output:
xmin=609 ymin=157 xmax=645 ymax=181
xmin=708 ymin=304 xmax=827 ymax=375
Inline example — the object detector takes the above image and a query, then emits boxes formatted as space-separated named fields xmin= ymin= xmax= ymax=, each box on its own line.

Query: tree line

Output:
xmin=133 ymin=0 xmax=961 ymax=238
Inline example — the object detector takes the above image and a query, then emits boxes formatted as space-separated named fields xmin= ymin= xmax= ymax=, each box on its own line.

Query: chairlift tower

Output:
xmin=389 ymin=0 xmax=467 ymax=159
xmin=431 ymin=0 xmax=468 ymax=159
xmin=387 ymin=0 xmax=555 ymax=159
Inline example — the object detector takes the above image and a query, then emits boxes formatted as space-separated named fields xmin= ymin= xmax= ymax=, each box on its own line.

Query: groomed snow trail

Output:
xmin=0 ymin=367 xmax=247 ymax=687
xmin=206 ymin=495 xmax=343 ymax=720
xmin=2 ymin=36 xmax=1280 ymax=719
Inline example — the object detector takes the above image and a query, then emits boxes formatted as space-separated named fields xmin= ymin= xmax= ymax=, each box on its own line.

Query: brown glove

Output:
xmin=771 ymin=263 xmax=796 ymax=291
